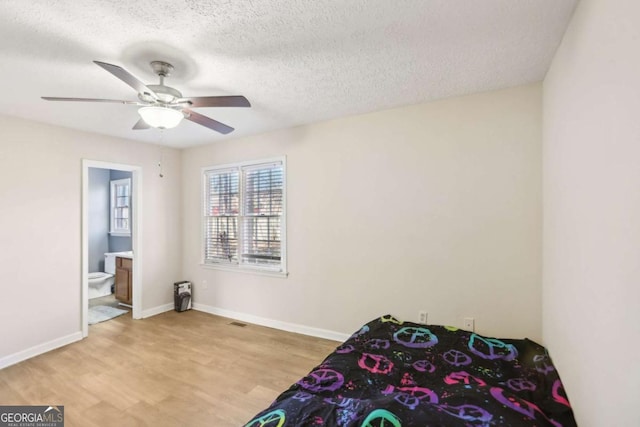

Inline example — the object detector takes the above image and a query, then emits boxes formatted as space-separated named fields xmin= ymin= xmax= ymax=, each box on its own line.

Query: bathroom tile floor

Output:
xmin=88 ymin=294 xmax=120 ymax=309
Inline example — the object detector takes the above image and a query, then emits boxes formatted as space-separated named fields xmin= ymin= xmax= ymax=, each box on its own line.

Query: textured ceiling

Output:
xmin=0 ymin=0 xmax=577 ymax=148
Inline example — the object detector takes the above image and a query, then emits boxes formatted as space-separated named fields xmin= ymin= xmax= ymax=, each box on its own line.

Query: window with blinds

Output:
xmin=110 ymin=178 xmax=131 ymax=236
xmin=204 ymin=169 xmax=239 ymax=262
xmin=203 ymin=158 xmax=286 ymax=273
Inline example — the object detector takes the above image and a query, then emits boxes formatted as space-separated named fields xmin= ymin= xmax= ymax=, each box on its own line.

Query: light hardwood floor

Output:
xmin=0 ymin=310 xmax=339 ymax=426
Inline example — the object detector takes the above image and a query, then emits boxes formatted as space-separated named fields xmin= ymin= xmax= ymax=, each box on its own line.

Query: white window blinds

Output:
xmin=204 ymin=169 xmax=239 ymax=263
xmin=241 ymin=163 xmax=283 ymax=267
xmin=203 ymin=158 xmax=286 ymax=273
xmin=110 ymin=178 xmax=131 ymax=235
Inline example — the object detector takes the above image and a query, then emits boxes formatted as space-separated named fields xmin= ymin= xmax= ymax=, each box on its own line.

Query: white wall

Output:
xmin=182 ymin=84 xmax=543 ymax=341
xmin=543 ymin=0 xmax=640 ymax=425
xmin=88 ymin=167 xmax=110 ymax=272
xmin=0 ymin=116 xmax=182 ymax=362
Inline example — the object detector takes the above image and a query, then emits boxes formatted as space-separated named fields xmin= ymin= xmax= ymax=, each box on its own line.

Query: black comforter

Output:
xmin=245 ymin=315 xmax=576 ymax=426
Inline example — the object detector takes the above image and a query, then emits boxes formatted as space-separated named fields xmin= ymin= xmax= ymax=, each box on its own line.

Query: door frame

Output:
xmin=81 ymin=159 xmax=143 ymax=337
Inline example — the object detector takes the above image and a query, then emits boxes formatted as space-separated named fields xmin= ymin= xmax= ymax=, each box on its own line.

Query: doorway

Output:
xmin=81 ymin=160 xmax=143 ymax=337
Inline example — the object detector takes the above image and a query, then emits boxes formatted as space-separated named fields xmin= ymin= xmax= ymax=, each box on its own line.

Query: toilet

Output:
xmin=88 ymin=253 xmax=117 ymax=299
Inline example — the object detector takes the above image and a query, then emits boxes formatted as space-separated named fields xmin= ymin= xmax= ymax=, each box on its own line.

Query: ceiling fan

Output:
xmin=42 ymin=60 xmax=250 ymax=134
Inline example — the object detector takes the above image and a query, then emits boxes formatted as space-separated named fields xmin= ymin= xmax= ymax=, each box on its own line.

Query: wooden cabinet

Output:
xmin=114 ymin=257 xmax=133 ymax=305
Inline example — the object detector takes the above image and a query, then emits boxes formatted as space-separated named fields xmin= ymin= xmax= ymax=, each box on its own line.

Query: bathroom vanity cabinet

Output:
xmin=115 ymin=256 xmax=132 ymax=305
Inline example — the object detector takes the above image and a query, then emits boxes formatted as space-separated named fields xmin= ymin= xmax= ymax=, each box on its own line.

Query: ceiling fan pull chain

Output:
xmin=158 ymin=131 xmax=165 ymax=178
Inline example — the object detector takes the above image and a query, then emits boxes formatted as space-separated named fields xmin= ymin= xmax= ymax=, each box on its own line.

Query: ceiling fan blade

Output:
xmin=178 ymin=96 xmax=251 ymax=108
xmin=132 ymin=118 xmax=150 ymax=130
xmin=93 ymin=61 xmax=158 ymax=100
xmin=184 ymin=109 xmax=234 ymax=134
xmin=41 ymin=97 xmax=139 ymax=104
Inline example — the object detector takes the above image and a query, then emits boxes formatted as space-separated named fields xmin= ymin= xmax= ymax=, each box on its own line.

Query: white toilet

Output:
xmin=88 ymin=253 xmax=117 ymax=299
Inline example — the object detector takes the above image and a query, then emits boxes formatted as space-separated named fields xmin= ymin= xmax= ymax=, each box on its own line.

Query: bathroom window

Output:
xmin=202 ymin=157 xmax=286 ymax=276
xmin=110 ymin=178 xmax=131 ymax=236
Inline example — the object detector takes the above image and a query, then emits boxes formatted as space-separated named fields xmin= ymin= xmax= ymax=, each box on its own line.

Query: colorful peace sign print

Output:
xmin=360 ymin=409 xmax=402 ymax=427
xmin=336 ymin=344 xmax=355 ymax=354
xmin=552 ymin=379 xmax=571 ymax=407
xmin=397 ymin=386 xmax=438 ymax=404
xmin=380 ymin=314 xmax=403 ymax=324
xmin=533 ymin=354 xmax=555 ymax=374
xmin=323 ymin=396 xmax=356 ymax=408
xmin=444 ymin=371 xmax=486 ymax=386
xmin=438 ymin=404 xmax=493 ymax=423
xmin=292 ymin=391 xmax=313 ymax=402
xmin=358 ymin=353 xmax=394 ymax=374
xmin=442 ymin=349 xmax=472 ymax=366
xmin=245 ymin=409 xmax=286 ymax=427
xmin=366 ymin=339 xmax=390 ymax=350
xmin=507 ymin=378 xmax=536 ymax=392
xmin=490 ymin=387 xmax=546 ymax=420
xmin=297 ymin=368 xmax=344 ymax=392
xmin=412 ymin=359 xmax=436 ymax=373
xmin=468 ymin=334 xmax=518 ymax=361
xmin=393 ymin=327 xmax=439 ymax=348
xmin=394 ymin=393 xmax=421 ymax=410
xmin=353 ymin=325 xmax=370 ymax=337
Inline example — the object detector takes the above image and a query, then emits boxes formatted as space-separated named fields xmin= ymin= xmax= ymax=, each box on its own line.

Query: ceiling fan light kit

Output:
xmin=138 ymin=106 xmax=183 ymax=129
xmin=41 ymin=60 xmax=251 ymax=134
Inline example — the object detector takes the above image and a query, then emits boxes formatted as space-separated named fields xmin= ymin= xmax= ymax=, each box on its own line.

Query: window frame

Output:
xmin=201 ymin=156 xmax=287 ymax=277
xmin=109 ymin=178 xmax=131 ymax=237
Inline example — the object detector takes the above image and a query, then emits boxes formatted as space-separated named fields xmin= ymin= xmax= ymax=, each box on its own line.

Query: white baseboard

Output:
xmin=0 ymin=331 xmax=83 ymax=370
xmin=192 ymin=303 xmax=351 ymax=343
xmin=141 ymin=303 xmax=174 ymax=319
xmin=0 ymin=306 xmax=348 ymax=371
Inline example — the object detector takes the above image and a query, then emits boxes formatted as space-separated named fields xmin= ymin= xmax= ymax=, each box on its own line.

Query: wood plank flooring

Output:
xmin=0 ymin=310 xmax=339 ymax=426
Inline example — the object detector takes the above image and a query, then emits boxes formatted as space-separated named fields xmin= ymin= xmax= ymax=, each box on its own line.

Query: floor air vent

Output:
xmin=229 ymin=321 xmax=247 ymax=327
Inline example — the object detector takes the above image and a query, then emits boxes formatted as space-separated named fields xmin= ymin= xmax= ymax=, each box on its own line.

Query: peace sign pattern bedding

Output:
xmin=245 ymin=315 xmax=576 ymax=427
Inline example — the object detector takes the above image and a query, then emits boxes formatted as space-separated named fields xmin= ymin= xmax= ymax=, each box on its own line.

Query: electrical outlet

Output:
xmin=418 ymin=311 xmax=428 ymax=324
xmin=202 ymin=280 xmax=208 ymax=290
xmin=463 ymin=317 xmax=475 ymax=331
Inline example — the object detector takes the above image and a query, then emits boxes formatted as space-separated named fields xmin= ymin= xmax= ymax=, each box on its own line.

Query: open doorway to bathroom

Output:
xmin=81 ymin=160 xmax=142 ymax=337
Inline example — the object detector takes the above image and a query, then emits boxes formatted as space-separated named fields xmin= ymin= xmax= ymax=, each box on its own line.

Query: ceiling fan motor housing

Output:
xmin=137 ymin=61 xmax=183 ymax=103
xmin=144 ymin=84 xmax=182 ymax=103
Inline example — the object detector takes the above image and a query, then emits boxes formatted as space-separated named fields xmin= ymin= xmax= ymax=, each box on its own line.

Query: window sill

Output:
xmin=200 ymin=262 xmax=288 ymax=278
